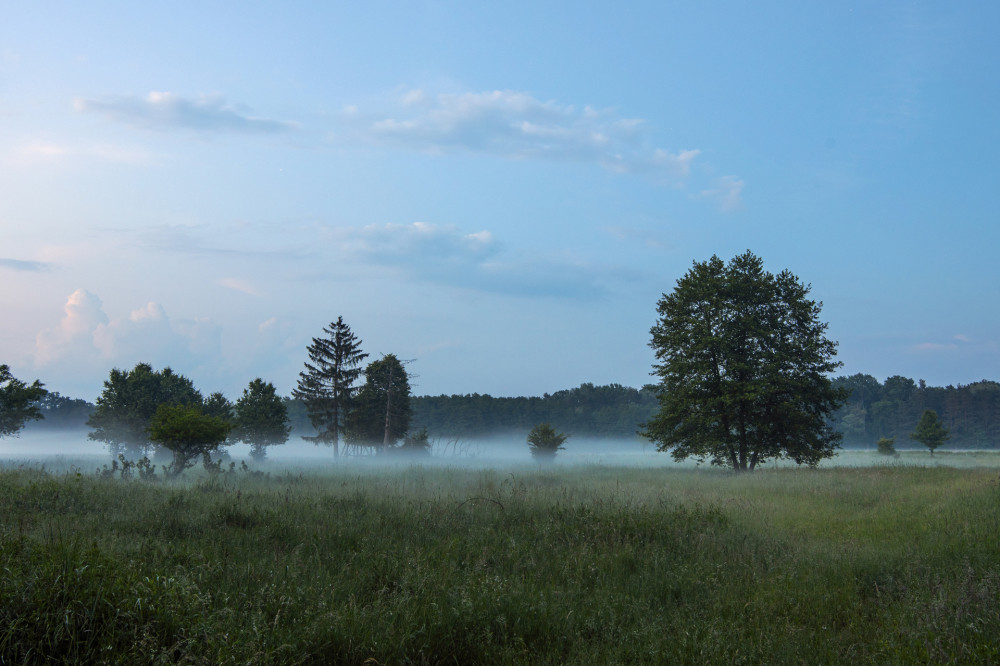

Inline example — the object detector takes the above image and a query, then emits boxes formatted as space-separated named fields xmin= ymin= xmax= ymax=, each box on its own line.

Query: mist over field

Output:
xmin=5 ymin=429 xmax=999 ymax=472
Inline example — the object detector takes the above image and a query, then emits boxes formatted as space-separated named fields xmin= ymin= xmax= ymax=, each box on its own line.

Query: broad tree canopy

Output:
xmin=642 ymin=251 xmax=846 ymax=471
xmin=87 ymin=363 xmax=203 ymax=457
xmin=0 ymin=364 xmax=47 ymax=438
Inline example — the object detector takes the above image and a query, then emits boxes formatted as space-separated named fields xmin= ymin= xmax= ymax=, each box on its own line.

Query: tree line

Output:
xmin=830 ymin=374 xmax=1000 ymax=448
xmin=11 ymin=371 xmax=1000 ymax=451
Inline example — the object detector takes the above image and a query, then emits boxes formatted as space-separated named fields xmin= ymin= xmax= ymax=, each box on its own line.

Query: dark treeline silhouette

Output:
xmin=25 ymin=392 xmax=94 ymax=430
xmin=282 ymin=382 xmax=657 ymax=440
xmin=19 ymin=376 xmax=1000 ymax=449
xmin=831 ymin=374 xmax=1000 ymax=448
xmin=409 ymin=383 xmax=658 ymax=439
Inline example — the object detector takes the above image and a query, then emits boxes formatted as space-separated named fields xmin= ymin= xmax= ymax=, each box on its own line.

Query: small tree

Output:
xmin=232 ymin=378 xmax=291 ymax=462
xmin=149 ymin=404 xmax=232 ymax=477
xmin=527 ymin=423 xmax=568 ymax=462
xmin=910 ymin=409 xmax=949 ymax=456
xmin=876 ymin=437 xmax=897 ymax=457
xmin=0 ymin=364 xmax=48 ymax=438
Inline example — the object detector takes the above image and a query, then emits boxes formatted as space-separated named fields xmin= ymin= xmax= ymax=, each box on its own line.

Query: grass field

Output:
xmin=1 ymin=454 xmax=999 ymax=664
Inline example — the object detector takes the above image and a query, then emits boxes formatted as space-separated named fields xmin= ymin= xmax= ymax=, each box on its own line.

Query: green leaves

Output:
xmin=0 ymin=364 xmax=47 ymax=438
xmin=910 ymin=409 xmax=949 ymax=455
xmin=232 ymin=378 xmax=290 ymax=461
xmin=643 ymin=251 xmax=846 ymax=471
xmin=527 ymin=423 xmax=568 ymax=461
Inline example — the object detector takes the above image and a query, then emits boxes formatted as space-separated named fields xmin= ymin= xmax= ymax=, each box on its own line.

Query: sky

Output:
xmin=2 ymin=2 xmax=999 ymax=401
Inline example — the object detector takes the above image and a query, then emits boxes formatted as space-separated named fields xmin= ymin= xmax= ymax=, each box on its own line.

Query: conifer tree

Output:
xmin=292 ymin=317 xmax=367 ymax=457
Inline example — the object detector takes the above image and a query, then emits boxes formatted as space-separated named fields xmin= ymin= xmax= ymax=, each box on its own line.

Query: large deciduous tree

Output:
xmin=642 ymin=251 xmax=846 ymax=471
xmin=344 ymin=354 xmax=412 ymax=452
xmin=87 ymin=363 xmax=202 ymax=458
xmin=233 ymin=378 xmax=291 ymax=462
xmin=292 ymin=317 xmax=368 ymax=457
xmin=0 ymin=364 xmax=48 ymax=438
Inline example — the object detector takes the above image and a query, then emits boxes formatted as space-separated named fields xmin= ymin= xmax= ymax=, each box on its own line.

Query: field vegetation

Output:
xmin=1 ymin=457 xmax=999 ymax=663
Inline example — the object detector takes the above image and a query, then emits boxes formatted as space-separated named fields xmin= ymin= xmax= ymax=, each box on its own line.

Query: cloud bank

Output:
xmin=74 ymin=92 xmax=298 ymax=134
xmin=34 ymin=289 xmax=221 ymax=374
xmin=344 ymin=89 xmax=700 ymax=184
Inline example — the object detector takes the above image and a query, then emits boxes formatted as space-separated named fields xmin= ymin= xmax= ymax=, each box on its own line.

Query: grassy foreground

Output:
xmin=1 ymin=461 xmax=998 ymax=664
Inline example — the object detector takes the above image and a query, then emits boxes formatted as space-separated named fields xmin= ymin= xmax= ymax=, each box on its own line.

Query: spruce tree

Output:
xmin=292 ymin=317 xmax=367 ymax=457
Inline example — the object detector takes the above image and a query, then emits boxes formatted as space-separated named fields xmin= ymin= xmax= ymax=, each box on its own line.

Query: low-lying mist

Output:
xmin=4 ymin=430 xmax=998 ymax=471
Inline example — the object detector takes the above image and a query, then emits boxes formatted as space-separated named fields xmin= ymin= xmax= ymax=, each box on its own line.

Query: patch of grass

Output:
xmin=1 ymin=463 xmax=999 ymax=663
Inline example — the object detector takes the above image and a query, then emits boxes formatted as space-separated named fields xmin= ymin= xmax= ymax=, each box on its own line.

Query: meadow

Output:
xmin=1 ymin=452 xmax=998 ymax=664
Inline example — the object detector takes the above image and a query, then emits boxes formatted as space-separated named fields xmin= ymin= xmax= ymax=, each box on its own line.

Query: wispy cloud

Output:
xmin=0 ymin=257 xmax=49 ymax=272
xmin=217 ymin=277 xmax=262 ymax=296
xmin=326 ymin=221 xmax=498 ymax=266
xmin=6 ymin=140 xmax=151 ymax=166
xmin=74 ymin=92 xmax=298 ymax=134
xmin=322 ymin=222 xmax=635 ymax=299
xmin=913 ymin=334 xmax=973 ymax=353
xmin=698 ymin=175 xmax=745 ymax=212
xmin=342 ymin=89 xmax=699 ymax=184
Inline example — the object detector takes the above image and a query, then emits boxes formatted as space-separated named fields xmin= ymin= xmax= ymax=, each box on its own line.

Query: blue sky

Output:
xmin=1 ymin=2 xmax=998 ymax=401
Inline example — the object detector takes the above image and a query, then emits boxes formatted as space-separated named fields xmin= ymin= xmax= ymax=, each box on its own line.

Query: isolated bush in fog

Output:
xmin=527 ymin=423 xmax=568 ymax=462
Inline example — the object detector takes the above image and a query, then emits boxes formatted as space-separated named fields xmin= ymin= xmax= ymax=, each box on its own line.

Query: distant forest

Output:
xmin=26 ymin=376 xmax=1000 ymax=449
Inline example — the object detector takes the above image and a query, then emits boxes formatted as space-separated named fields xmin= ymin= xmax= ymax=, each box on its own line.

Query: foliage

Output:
xmin=831 ymin=375 xmax=999 ymax=449
xmin=201 ymin=391 xmax=234 ymax=421
xmin=148 ymin=404 xmax=232 ymax=477
xmin=25 ymin=392 xmax=92 ymax=430
xmin=527 ymin=422 xmax=568 ymax=461
xmin=0 ymin=364 xmax=47 ymax=438
xmin=876 ymin=437 xmax=897 ymax=456
xmin=396 ymin=427 xmax=432 ymax=457
xmin=344 ymin=354 xmax=412 ymax=451
xmin=232 ymin=378 xmax=291 ymax=462
xmin=86 ymin=363 xmax=202 ymax=458
xmin=910 ymin=409 xmax=949 ymax=455
xmin=292 ymin=316 xmax=368 ymax=457
xmin=643 ymin=251 xmax=846 ymax=471
xmin=2 ymin=464 xmax=999 ymax=663
xmin=409 ymin=382 xmax=658 ymax=440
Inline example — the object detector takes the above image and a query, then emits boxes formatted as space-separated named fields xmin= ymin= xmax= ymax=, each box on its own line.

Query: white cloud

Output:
xmin=34 ymin=289 xmax=109 ymax=365
xmin=34 ymin=290 xmax=222 ymax=374
xmin=344 ymin=89 xmax=699 ymax=184
xmin=74 ymin=92 xmax=298 ymax=134
xmin=698 ymin=175 xmax=745 ymax=212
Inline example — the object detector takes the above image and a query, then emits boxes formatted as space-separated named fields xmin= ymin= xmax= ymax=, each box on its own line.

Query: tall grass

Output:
xmin=1 ymin=462 xmax=998 ymax=663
